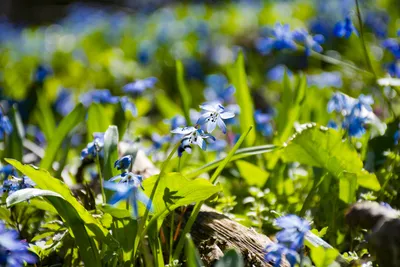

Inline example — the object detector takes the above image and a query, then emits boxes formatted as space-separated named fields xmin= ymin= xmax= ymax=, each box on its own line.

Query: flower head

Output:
xmin=256 ymin=23 xmax=297 ymax=55
xmin=204 ymin=74 xmax=235 ymax=104
xmin=81 ymin=132 xmax=105 ymax=160
xmin=123 ymin=77 xmax=157 ymax=95
xmin=265 ymin=243 xmax=298 ymax=267
xmin=171 ymin=126 xmax=215 ymax=157
xmin=275 ymin=214 xmax=310 ymax=250
xmin=197 ymin=103 xmax=235 ymax=133
xmin=293 ymin=29 xmax=324 ymax=56
xmin=119 ymin=96 xmax=137 ymax=117
xmin=254 ymin=110 xmax=274 ymax=137
xmin=0 ymin=223 xmax=37 ymax=266
xmin=54 ymin=88 xmax=75 ymax=116
xmin=80 ymin=89 xmax=119 ymax=107
xmin=0 ymin=165 xmax=17 ymax=180
xmin=114 ymin=155 xmax=133 ymax=171
xmin=334 ymin=17 xmax=358 ymax=39
xmin=0 ymin=111 xmax=12 ymax=140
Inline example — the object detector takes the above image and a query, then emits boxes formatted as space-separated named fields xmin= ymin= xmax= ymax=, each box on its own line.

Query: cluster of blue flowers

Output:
xmin=333 ymin=17 xmax=358 ymax=39
xmin=0 ymin=165 xmax=35 ymax=196
xmin=256 ymin=23 xmax=324 ymax=56
xmin=382 ymin=31 xmax=400 ymax=78
xmin=327 ymin=92 xmax=375 ymax=137
xmin=0 ymin=223 xmax=36 ymax=267
xmin=265 ymin=215 xmax=310 ymax=267
xmin=0 ymin=110 xmax=12 ymax=140
xmin=104 ymin=155 xmax=153 ymax=219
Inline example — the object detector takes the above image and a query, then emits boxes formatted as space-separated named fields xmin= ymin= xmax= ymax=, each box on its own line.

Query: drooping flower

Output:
xmin=204 ymin=74 xmax=235 ymax=104
xmin=0 ymin=111 xmax=12 ymax=140
xmin=256 ymin=23 xmax=297 ymax=55
xmin=254 ymin=110 xmax=273 ymax=137
xmin=81 ymin=132 xmax=105 ymax=160
xmin=114 ymin=155 xmax=133 ymax=171
xmin=293 ymin=29 xmax=324 ymax=56
xmin=80 ymin=89 xmax=119 ymax=107
xmin=119 ymin=96 xmax=137 ymax=117
xmin=197 ymin=103 xmax=235 ymax=134
xmin=104 ymin=176 xmax=152 ymax=219
xmin=275 ymin=214 xmax=310 ymax=250
xmin=54 ymin=88 xmax=75 ymax=116
xmin=265 ymin=243 xmax=298 ymax=267
xmin=334 ymin=17 xmax=358 ymax=39
xmin=123 ymin=77 xmax=157 ymax=96
xmin=171 ymin=126 xmax=215 ymax=157
xmin=0 ymin=223 xmax=37 ymax=267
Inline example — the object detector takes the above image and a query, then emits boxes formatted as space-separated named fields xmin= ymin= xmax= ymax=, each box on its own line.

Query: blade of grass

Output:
xmin=172 ymin=126 xmax=253 ymax=260
xmin=176 ymin=60 xmax=192 ymax=124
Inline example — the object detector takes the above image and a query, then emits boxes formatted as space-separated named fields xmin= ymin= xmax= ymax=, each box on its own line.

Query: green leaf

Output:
xmin=339 ymin=173 xmax=357 ymax=203
xmin=176 ymin=60 xmax=192 ymax=124
xmin=40 ymin=103 xmax=86 ymax=170
xmin=99 ymin=204 xmax=131 ymax=219
xmin=142 ymin=172 xmax=220 ymax=222
xmin=87 ymin=103 xmax=111 ymax=142
xmin=5 ymin=105 xmax=24 ymax=161
xmin=215 ymin=249 xmax=244 ymax=267
xmin=6 ymin=188 xmax=63 ymax=207
xmin=236 ymin=160 xmax=269 ymax=187
xmin=227 ymin=51 xmax=255 ymax=146
xmin=35 ymin=91 xmax=56 ymax=141
xmin=103 ymin=125 xmax=119 ymax=181
xmin=311 ymin=247 xmax=339 ymax=267
xmin=282 ymin=124 xmax=381 ymax=195
xmin=155 ymin=90 xmax=183 ymax=119
xmin=185 ymin=234 xmax=204 ymax=267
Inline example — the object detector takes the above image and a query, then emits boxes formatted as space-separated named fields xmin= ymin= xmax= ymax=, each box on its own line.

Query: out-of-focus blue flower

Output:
xmin=0 ymin=111 xmax=12 ymax=140
xmin=293 ymin=29 xmax=324 ymax=56
xmin=328 ymin=92 xmax=376 ymax=137
xmin=109 ymin=171 xmax=143 ymax=187
xmin=267 ymin=65 xmax=292 ymax=81
xmin=119 ymin=96 xmax=137 ymax=117
xmin=0 ymin=165 xmax=17 ymax=180
xmin=275 ymin=214 xmax=310 ymax=250
xmin=382 ymin=38 xmax=400 ymax=59
xmin=1 ymin=175 xmax=35 ymax=196
xmin=54 ymin=88 xmax=75 ymax=116
xmin=80 ymin=89 xmax=119 ymax=107
xmin=171 ymin=126 xmax=215 ymax=157
xmin=148 ymin=133 xmax=170 ymax=154
xmin=204 ymin=74 xmax=235 ymax=104
xmin=307 ymin=72 xmax=343 ymax=89
xmin=265 ymin=243 xmax=298 ymax=267
xmin=197 ymin=103 xmax=235 ymax=133
xmin=123 ymin=77 xmax=157 ymax=96
xmin=25 ymin=125 xmax=46 ymax=147
xmin=256 ymin=24 xmax=296 ymax=55
xmin=334 ymin=17 xmax=358 ymax=39
xmin=34 ymin=65 xmax=52 ymax=83
xmin=0 ymin=223 xmax=37 ymax=267
xmin=386 ymin=61 xmax=400 ymax=78
xmin=207 ymin=139 xmax=227 ymax=157
xmin=254 ymin=110 xmax=273 ymax=137
xmin=104 ymin=176 xmax=152 ymax=219
xmin=364 ymin=10 xmax=389 ymax=39
xmin=327 ymin=120 xmax=338 ymax=129
xmin=114 ymin=155 xmax=132 ymax=171
xmin=81 ymin=132 xmax=105 ymax=160
xmin=165 ymin=115 xmax=187 ymax=131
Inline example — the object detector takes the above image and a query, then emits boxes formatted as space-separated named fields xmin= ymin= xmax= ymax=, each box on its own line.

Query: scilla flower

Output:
xmin=197 ymin=103 xmax=235 ymax=133
xmin=81 ymin=132 xmax=105 ymax=160
xmin=265 ymin=243 xmax=298 ymax=267
xmin=114 ymin=155 xmax=132 ymax=171
xmin=0 ymin=111 xmax=12 ymax=140
xmin=123 ymin=77 xmax=157 ymax=96
xmin=293 ymin=29 xmax=324 ymax=56
xmin=119 ymin=96 xmax=137 ymax=117
xmin=171 ymin=126 xmax=215 ymax=157
xmin=275 ymin=214 xmax=310 ymax=250
xmin=334 ymin=17 xmax=358 ymax=39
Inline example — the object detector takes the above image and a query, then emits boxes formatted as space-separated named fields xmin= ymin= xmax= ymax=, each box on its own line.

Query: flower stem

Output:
xmin=96 ymin=152 xmax=106 ymax=204
xmin=169 ymin=211 xmax=175 ymax=265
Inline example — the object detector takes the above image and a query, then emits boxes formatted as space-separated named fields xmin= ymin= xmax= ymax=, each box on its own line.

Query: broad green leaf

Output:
xmin=99 ymin=204 xmax=131 ymax=219
xmin=40 ymin=103 xmax=86 ymax=170
xmin=35 ymin=91 xmax=56 ymax=141
xmin=29 ymin=197 xmax=58 ymax=214
xmin=176 ymin=60 xmax=192 ymax=124
xmin=311 ymin=246 xmax=339 ymax=267
xmin=155 ymin=90 xmax=183 ymax=119
xmin=236 ymin=160 xmax=269 ymax=187
xmin=113 ymin=219 xmax=137 ymax=263
xmin=215 ymin=249 xmax=244 ymax=267
xmin=338 ymin=173 xmax=357 ymax=203
xmin=6 ymin=188 xmax=63 ymax=207
xmin=185 ymin=234 xmax=203 ymax=267
xmin=283 ymin=124 xmax=380 ymax=193
xmin=87 ymin=103 xmax=110 ymax=142
xmin=142 ymin=172 xmax=220 ymax=222
xmin=227 ymin=51 xmax=255 ymax=146
xmin=5 ymin=105 xmax=24 ymax=161
xmin=103 ymin=125 xmax=119 ymax=181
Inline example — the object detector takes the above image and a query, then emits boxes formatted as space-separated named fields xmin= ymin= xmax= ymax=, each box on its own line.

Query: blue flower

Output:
xmin=334 ymin=17 xmax=358 ymax=39
xmin=34 ymin=65 xmax=52 ymax=83
xmin=386 ymin=61 xmax=400 ymax=78
xmin=293 ymin=29 xmax=324 ymax=56
xmin=382 ymin=38 xmax=400 ymax=59
xmin=81 ymin=132 xmax=105 ymax=160
xmin=54 ymin=88 xmax=75 ymax=116
xmin=119 ymin=96 xmax=137 ymax=117
xmin=327 ymin=120 xmax=338 ymax=129
xmin=171 ymin=126 xmax=215 ymax=157
xmin=1 ymin=175 xmax=35 ymax=196
xmin=204 ymin=74 xmax=235 ymax=104
xmin=254 ymin=110 xmax=273 ymax=137
xmin=275 ymin=214 xmax=310 ymax=251
xmin=0 ymin=165 xmax=17 ymax=180
xmin=123 ymin=77 xmax=157 ymax=95
xmin=148 ymin=133 xmax=170 ymax=154
xmin=0 ymin=223 xmax=37 ymax=267
xmin=0 ymin=111 xmax=12 ymax=140
xmin=165 ymin=115 xmax=187 ymax=131
xmin=114 ymin=155 xmax=132 ymax=171
xmin=256 ymin=24 xmax=297 ymax=55
xmin=104 ymin=175 xmax=152 ymax=219
xmin=307 ymin=72 xmax=343 ymax=89
xmin=197 ymin=103 xmax=235 ymax=133
xmin=364 ymin=10 xmax=389 ymax=39
xmin=265 ymin=243 xmax=298 ymax=267
xmin=267 ymin=65 xmax=292 ymax=81
xmin=80 ymin=89 xmax=119 ymax=107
